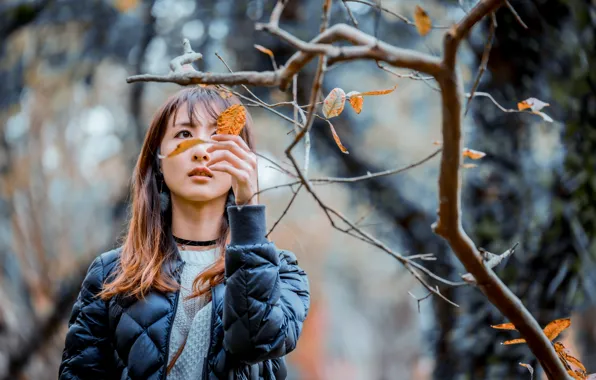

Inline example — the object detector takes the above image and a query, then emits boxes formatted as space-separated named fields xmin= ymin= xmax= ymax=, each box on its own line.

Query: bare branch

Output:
xmin=266 ymin=183 xmax=302 ymax=237
xmin=464 ymin=13 xmax=496 ymax=116
xmin=461 ymin=242 xmax=519 ymax=284
xmin=506 ymin=0 xmax=528 ymax=29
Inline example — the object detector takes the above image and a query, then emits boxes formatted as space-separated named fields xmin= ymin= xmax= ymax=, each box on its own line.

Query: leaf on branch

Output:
xmin=360 ymin=84 xmax=398 ymax=96
xmin=323 ymin=88 xmax=347 ymax=119
xmin=519 ymin=363 xmax=534 ymax=379
xmin=517 ymin=97 xmax=550 ymax=112
xmin=503 ymin=338 xmax=527 ymax=345
xmin=346 ymin=91 xmax=364 ymax=114
xmin=254 ymin=44 xmax=274 ymax=59
xmin=554 ymin=342 xmax=586 ymax=374
xmin=462 ymin=148 xmax=486 ymax=160
xmin=543 ymin=317 xmax=571 ymax=341
xmin=568 ymin=370 xmax=586 ymax=380
xmin=325 ymin=119 xmax=349 ymax=154
xmin=491 ymin=323 xmax=518 ymax=331
xmin=414 ymin=5 xmax=432 ymax=36
xmin=216 ymin=104 xmax=247 ymax=135
xmin=165 ymin=138 xmax=209 ymax=158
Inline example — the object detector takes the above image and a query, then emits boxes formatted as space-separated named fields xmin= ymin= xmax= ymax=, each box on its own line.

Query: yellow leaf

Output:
xmin=254 ymin=44 xmax=274 ymax=58
xmin=414 ymin=5 xmax=432 ymax=36
xmin=325 ymin=120 xmax=349 ymax=154
xmin=216 ymin=104 xmax=247 ymax=136
xmin=323 ymin=88 xmax=346 ymax=119
xmin=491 ymin=323 xmax=518 ymax=331
xmin=462 ymin=148 xmax=486 ymax=160
xmin=346 ymin=91 xmax=363 ymax=114
xmin=503 ymin=338 xmax=526 ymax=345
xmin=166 ymin=138 xmax=208 ymax=158
xmin=360 ymin=84 xmax=398 ymax=96
xmin=543 ymin=317 xmax=570 ymax=341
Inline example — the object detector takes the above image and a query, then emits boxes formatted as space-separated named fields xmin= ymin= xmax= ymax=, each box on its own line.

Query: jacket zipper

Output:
xmin=203 ymin=284 xmax=217 ymax=379
xmin=162 ymin=261 xmax=184 ymax=380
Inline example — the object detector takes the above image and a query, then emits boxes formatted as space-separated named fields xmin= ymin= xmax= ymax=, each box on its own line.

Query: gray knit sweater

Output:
xmin=166 ymin=247 xmax=218 ymax=380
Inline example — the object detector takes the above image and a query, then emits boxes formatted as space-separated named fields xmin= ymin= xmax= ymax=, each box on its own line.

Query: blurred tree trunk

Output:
xmin=442 ymin=0 xmax=596 ymax=378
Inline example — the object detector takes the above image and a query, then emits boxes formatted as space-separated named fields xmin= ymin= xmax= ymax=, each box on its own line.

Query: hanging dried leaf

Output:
xmin=346 ymin=91 xmax=364 ymax=114
xmin=543 ymin=317 xmax=571 ymax=341
xmin=462 ymin=148 xmax=486 ymax=160
xmin=254 ymin=44 xmax=274 ymax=58
xmin=166 ymin=138 xmax=209 ymax=158
xmin=519 ymin=363 xmax=534 ymax=379
xmin=491 ymin=323 xmax=518 ymax=331
xmin=325 ymin=120 xmax=349 ymax=154
xmin=414 ymin=5 xmax=432 ymax=36
xmin=564 ymin=353 xmax=587 ymax=373
xmin=503 ymin=338 xmax=527 ymax=345
xmin=568 ymin=370 xmax=585 ymax=380
xmin=517 ymin=97 xmax=550 ymax=112
xmin=360 ymin=84 xmax=398 ymax=96
xmin=216 ymin=104 xmax=247 ymax=135
xmin=323 ymin=88 xmax=346 ymax=119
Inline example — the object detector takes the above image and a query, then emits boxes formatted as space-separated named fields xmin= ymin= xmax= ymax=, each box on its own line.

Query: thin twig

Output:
xmin=266 ymin=184 xmax=303 ymax=237
xmin=505 ymin=0 xmax=528 ymax=29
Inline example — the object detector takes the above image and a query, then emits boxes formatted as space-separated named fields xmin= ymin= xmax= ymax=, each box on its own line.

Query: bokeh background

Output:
xmin=1 ymin=0 xmax=595 ymax=379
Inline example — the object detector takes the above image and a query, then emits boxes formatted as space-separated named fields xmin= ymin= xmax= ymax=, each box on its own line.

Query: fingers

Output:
xmin=208 ymin=150 xmax=253 ymax=172
xmin=206 ymin=136 xmax=257 ymax=170
xmin=210 ymin=134 xmax=251 ymax=153
xmin=208 ymin=162 xmax=250 ymax=183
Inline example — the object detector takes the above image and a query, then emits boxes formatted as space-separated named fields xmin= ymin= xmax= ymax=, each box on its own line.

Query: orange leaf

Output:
xmin=568 ymin=370 xmax=585 ymax=380
xmin=254 ymin=44 xmax=274 ymax=58
xmin=462 ymin=148 xmax=486 ymax=160
xmin=414 ymin=5 xmax=432 ymax=36
xmin=360 ymin=84 xmax=398 ymax=96
xmin=216 ymin=104 xmax=247 ymax=136
xmin=564 ymin=353 xmax=587 ymax=373
xmin=543 ymin=317 xmax=571 ymax=341
xmin=346 ymin=91 xmax=363 ymax=114
xmin=325 ymin=120 xmax=349 ymax=154
xmin=323 ymin=88 xmax=346 ymax=119
xmin=503 ymin=338 xmax=526 ymax=345
xmin=491 ymin=323 xmax=518 ymax=331
xmin=165 ymin=138 xmax=208 ymax=158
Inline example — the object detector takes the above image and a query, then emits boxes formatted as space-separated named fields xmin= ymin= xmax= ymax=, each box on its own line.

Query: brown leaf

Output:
xmin=543 ymin=317 xmax=571 ymax=341
xmin=166 ymin=138 xmax=209 ymax=158
xmin=414 ymin=5 xmax=432 ymax=36
xmin=325 ymin=120 xmax=349 ymax=154
xmin=323 ymin=88 xmax=346 ymax=119
xmin=564 ymin=353 xmax=587 ymax=373
xmin=254 ymin=44 xmax=274 ymax=58
xmin=346 ymin=91 xmax=363 ymax=114
xmin=503 ymin=338 xmax=527 ymax=345
xmin=360 ymin=84 xmax=398 ymax=96
xmin=462 ymin=148 xmax=486 ymax=160
xmin=491 ymin=323 xmax=518 ymax=331
xmin=216 ymin=104 xmax=247 ymax=135
xmin=519 ymin=363 xmax=534 ymax=378
xmin=517 ymin=97 xmax=550 ymax=112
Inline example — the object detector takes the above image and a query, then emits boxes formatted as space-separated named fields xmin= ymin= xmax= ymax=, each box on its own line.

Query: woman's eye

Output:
xmin=176 ymin=130 xmax=192 ymax=138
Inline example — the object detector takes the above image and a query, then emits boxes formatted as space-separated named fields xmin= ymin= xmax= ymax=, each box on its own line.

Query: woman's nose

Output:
xmin=192 ymin=144 xmax=210 ymax=162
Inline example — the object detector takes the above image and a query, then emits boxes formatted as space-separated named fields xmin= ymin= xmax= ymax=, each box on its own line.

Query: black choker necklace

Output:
xmin=173 ymin=235 xmax=218 ymax=247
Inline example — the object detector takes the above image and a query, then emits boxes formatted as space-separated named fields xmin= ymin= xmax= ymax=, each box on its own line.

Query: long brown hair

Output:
xmin=98 ymin=86 xmax=256 ymax=302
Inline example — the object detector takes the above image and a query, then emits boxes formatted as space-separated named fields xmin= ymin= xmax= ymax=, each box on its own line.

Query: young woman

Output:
xmin=58 ymin=86 xmax=310 ymax=380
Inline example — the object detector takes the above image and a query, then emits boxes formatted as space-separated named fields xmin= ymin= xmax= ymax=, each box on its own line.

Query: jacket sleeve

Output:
xmin=223 ymin=204 xmax=310 ymax=364
xmin=59 ymin=255 xmax=113 ymax=379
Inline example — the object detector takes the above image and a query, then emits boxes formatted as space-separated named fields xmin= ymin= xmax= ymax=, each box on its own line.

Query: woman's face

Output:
xmin=159 ymin=102 xmax=232 ymax=203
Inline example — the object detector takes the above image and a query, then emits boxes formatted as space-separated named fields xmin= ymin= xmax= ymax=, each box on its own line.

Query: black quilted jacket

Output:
xmin=58 ymin=205 xmax=310 ymax=379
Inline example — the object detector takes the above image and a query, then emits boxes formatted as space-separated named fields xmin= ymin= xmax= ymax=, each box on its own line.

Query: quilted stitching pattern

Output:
xmin=60 ymin=242 xmax=310 ymax=380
